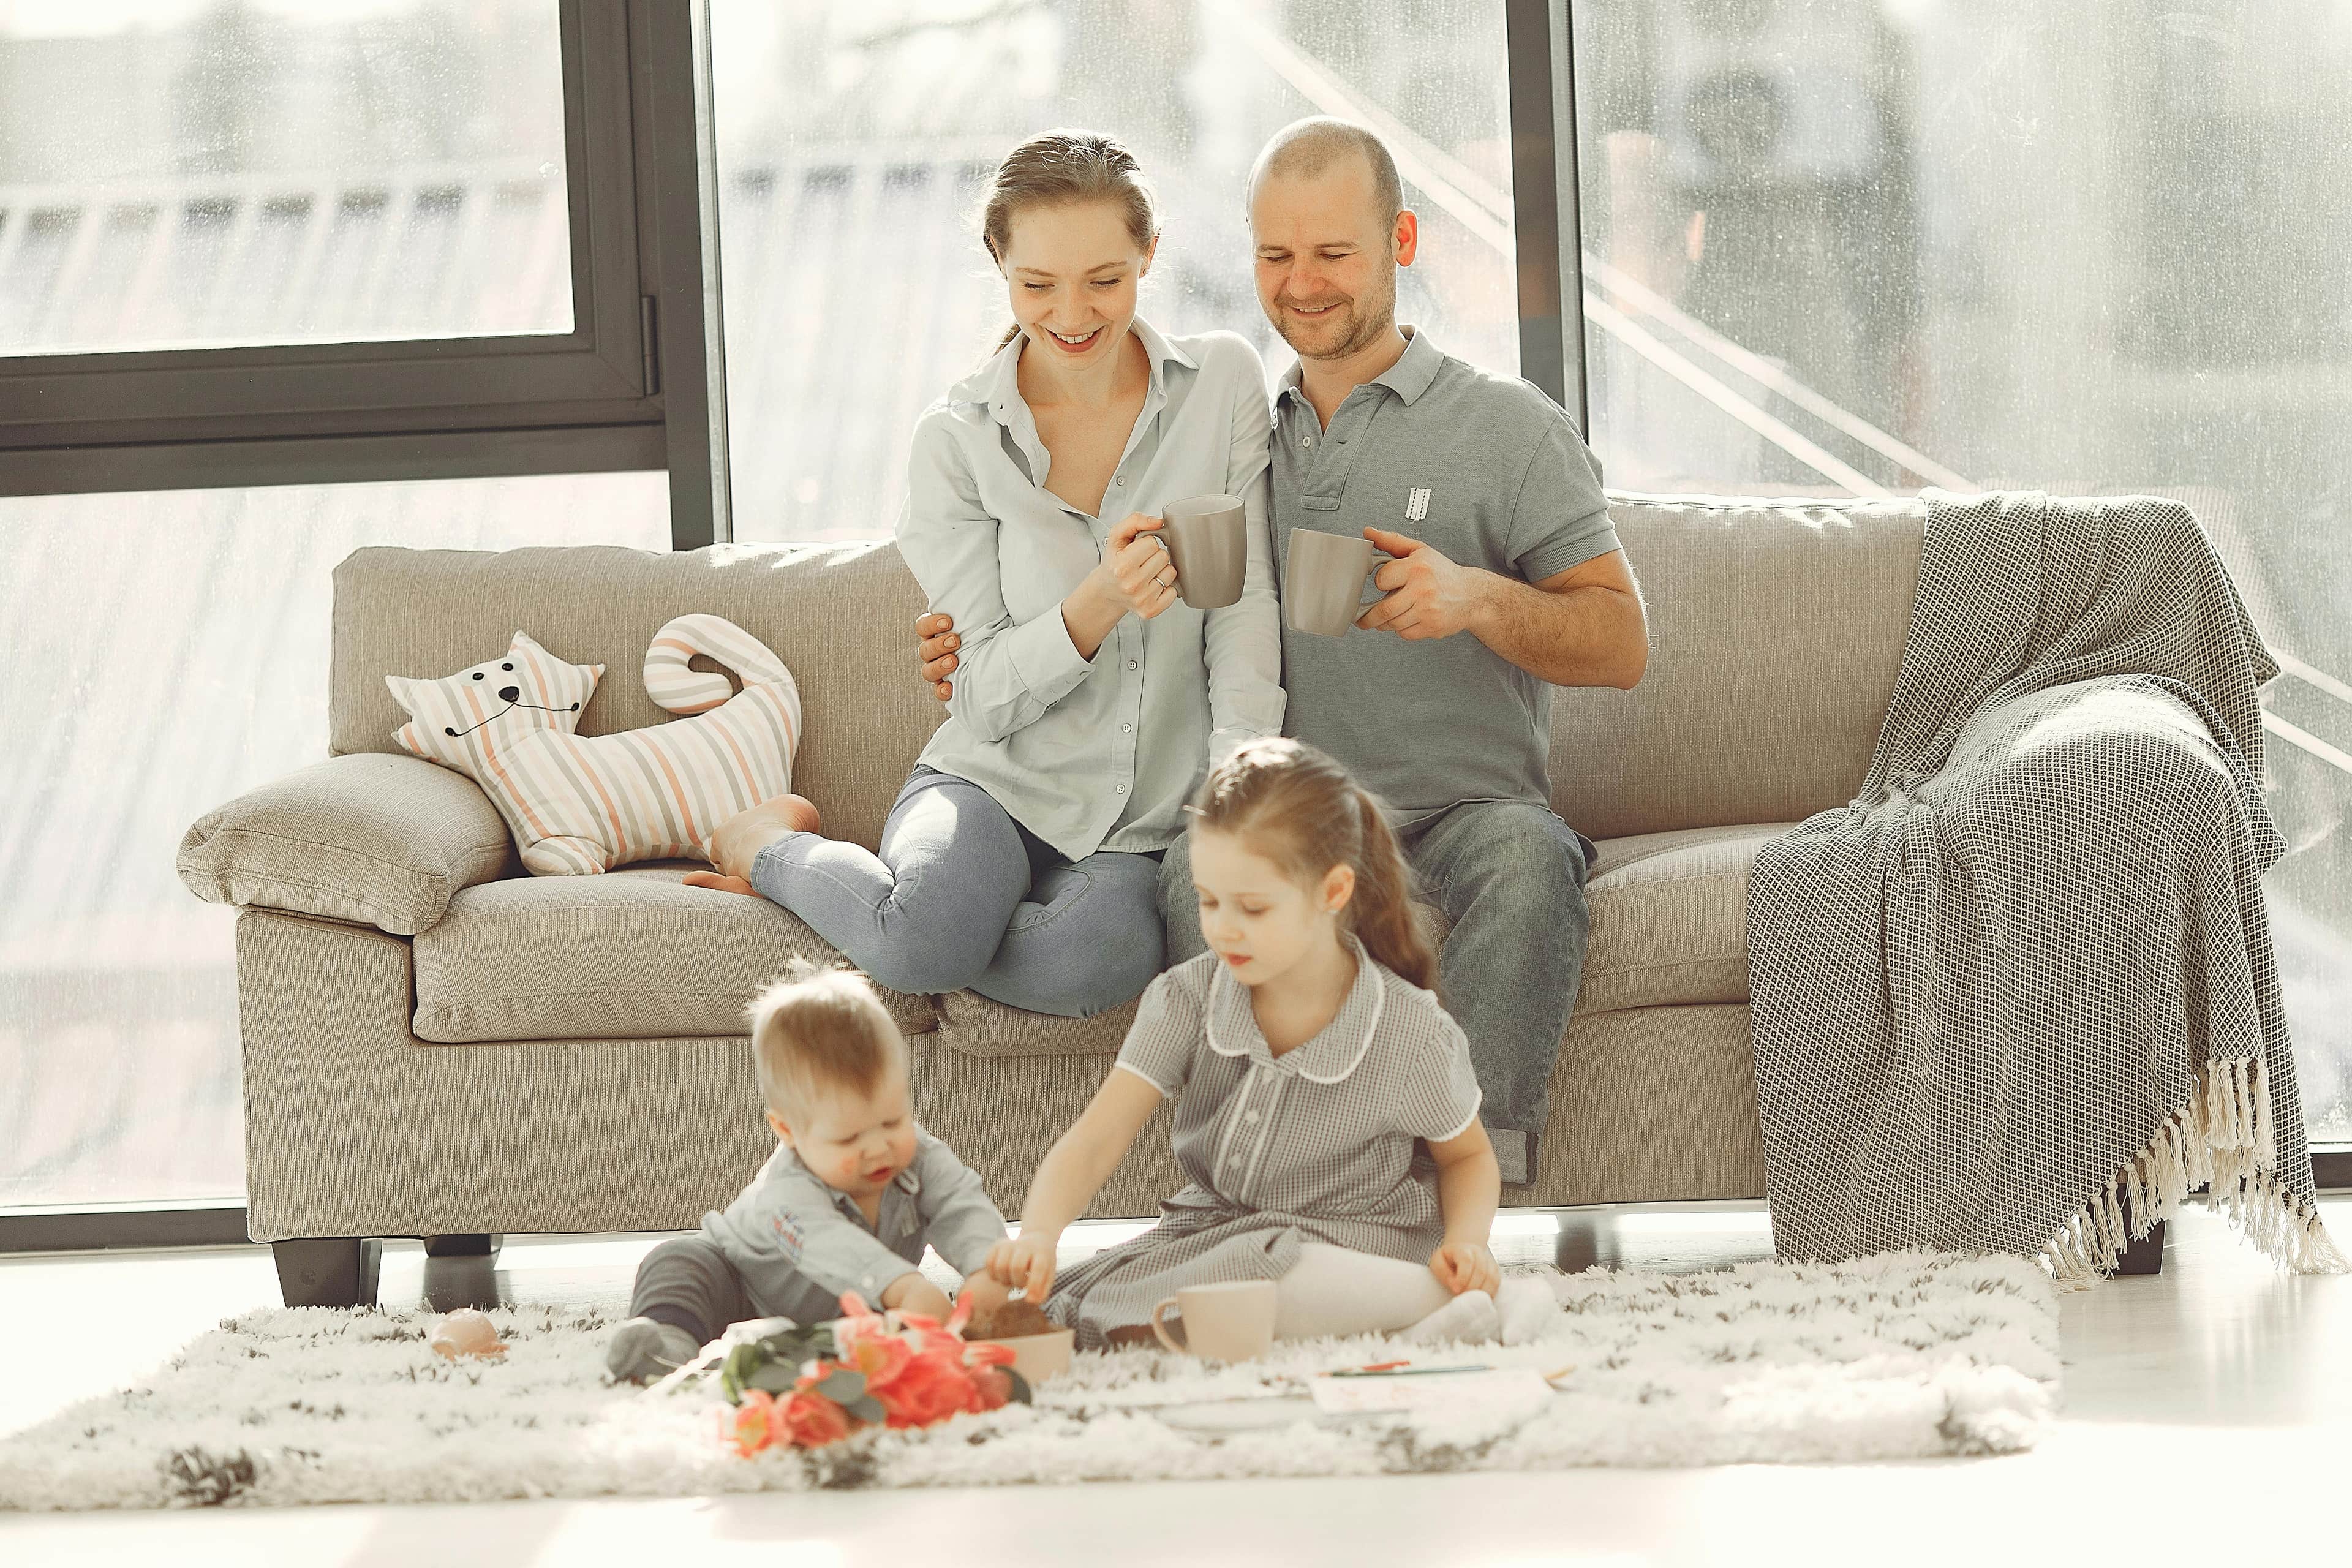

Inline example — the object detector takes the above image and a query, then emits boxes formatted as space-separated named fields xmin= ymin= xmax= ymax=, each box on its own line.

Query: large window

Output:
xmin=1572 ymin=0 xmax=2352 ymax=1142
xmin=6 ymin=4 xmax=2339 ymax=1234
xmin=0 ymin=0 xmax=716 ymax=1224
xmin=0 ymin=474 xmax=670 ymax=1208
xmin=0 ymin=1 xmax=720 ymax=521
xmin=0 ymin=0 xmax=573 ymax=356
xmin=708 ymin=0 xmax=1523 ymax=543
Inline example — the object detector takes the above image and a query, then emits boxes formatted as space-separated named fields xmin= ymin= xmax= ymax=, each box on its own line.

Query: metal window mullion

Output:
xmin=636 ymin=0 xmax=729 ymax=550
xmin=1504 ymin=0 xmax=1566 ymax=413
xmin=1553 ymin=0 xmax=1590 ymax=438
xmin=1503 ymin=0 xmax=1589 ymax=434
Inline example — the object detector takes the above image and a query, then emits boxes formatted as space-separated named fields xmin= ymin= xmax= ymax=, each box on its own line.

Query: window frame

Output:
xmin=0 ymin=0 xmax=728 ymax=549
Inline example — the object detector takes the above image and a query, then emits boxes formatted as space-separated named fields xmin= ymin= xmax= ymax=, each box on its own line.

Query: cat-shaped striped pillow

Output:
xmin=387 ymin=614 xmax=802 ymax=876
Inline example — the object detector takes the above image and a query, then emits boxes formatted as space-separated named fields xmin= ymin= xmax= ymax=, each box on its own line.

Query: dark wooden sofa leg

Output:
xmin=423 ymin=1234 xmax=502 ymax=1259
xmin=273 ymin=1238 xmax=383 ymax=1308
xmin=2111 ymin=1219 xmax=2166 ymax=1276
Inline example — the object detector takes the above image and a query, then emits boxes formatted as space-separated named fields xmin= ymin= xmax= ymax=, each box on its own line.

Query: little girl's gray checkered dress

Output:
xmin=1046 ymin=943 xmax=1483 ymax=1348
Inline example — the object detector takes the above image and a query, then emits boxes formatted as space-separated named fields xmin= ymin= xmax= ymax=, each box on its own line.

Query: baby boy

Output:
xmin=607 ymin=959 xmax=1012 ymax=1382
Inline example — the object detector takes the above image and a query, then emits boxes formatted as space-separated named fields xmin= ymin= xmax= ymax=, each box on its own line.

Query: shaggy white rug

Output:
xmin=0 ymin=1252 xmax=2057 ymax=1510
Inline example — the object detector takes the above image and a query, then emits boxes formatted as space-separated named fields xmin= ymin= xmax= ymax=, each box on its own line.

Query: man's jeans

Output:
xmin=1160 ymin=800 xmax=1591 ymax=1186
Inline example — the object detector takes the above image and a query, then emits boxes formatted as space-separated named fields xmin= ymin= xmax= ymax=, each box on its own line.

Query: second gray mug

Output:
xmin=1158 ymin=494 xmax=1248 ymax=610
xmin=1284 ymin=529 xmax=1392 ymax=638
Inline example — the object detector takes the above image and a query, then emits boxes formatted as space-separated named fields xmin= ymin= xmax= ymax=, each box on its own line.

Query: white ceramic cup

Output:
xmin=1150 ymin=1279 xmax=1279 ymax=1362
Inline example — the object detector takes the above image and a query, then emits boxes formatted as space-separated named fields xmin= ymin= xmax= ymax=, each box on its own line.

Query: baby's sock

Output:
xmin=1404 ymin=1287 xmax=1500 ymax=1345
xmin=1495 ymin=1275 xmax=1559 ymax=1346
xmin=606 ymin=1317 xmax=702 ymax=1383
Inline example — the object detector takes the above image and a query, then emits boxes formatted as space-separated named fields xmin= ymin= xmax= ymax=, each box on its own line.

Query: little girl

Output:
xmin=987 ymin=739 xmax=1553 ymax=1348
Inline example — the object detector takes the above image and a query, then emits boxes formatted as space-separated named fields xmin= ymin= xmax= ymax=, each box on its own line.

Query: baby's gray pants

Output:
xmin=630 ymin=1235 xmax=755 ymax=1344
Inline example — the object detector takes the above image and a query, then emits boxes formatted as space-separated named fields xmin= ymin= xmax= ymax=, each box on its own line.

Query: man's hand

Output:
xmin=1354 ymin=526 xmax=1491 ymax=641
xmin=915 ymin=611 xmax=959 ymax=703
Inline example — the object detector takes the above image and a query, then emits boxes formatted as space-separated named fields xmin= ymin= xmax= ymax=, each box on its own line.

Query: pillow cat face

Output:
xmin=386 ymin=633 xmax=604 ymax=773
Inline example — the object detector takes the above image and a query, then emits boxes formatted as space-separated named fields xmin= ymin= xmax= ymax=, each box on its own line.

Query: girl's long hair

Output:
xmin=979 ymin=129 xmax=1159 ymax=352
xmin=1187 ymin=739 xmax=1438 ymax=992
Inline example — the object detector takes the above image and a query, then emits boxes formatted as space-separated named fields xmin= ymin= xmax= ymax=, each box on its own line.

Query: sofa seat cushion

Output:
xmin=410 ymin=864 xmax=935 ymax=1044
xmin=931 ymin=987 xmax=1142 ymax=1061
xmin=924 ymin=823 xmax=1794 ymax=1061
xmin=1573 ymin=823 xmax=1793 ymax=1016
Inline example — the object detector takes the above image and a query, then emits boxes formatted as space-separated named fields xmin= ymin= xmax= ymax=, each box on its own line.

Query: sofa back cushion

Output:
xmin=1549 ymin=496 xmax=1924 ymax=840
xmin=330 ymin=494 xmax=1926 ymax=848
xmin=331 ymin=541 xmax=938 ymax=852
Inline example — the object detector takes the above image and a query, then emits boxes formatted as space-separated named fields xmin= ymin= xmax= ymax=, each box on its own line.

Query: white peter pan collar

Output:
xmin=1202 ymin=937 xmax=1387 ymax=1085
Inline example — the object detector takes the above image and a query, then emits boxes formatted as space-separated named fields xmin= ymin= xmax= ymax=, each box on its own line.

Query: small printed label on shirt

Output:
xmin=1406 ymin=487 xmax=1431 ymax=522
xmin=771 ymin=1213 xmax=804 ymax=1262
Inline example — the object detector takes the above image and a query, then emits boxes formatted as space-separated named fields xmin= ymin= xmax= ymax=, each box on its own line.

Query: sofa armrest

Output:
xmin=178 ymin=753 xmax=517 ymax=936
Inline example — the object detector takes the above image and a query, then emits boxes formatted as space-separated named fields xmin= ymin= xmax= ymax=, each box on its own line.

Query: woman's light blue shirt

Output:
xmin=896 ymin=320 xmax=1286 ymax=861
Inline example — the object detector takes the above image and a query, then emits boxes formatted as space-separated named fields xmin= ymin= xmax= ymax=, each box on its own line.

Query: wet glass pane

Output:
xmin=1574 ymin=0 xmax=2352 ymax=1140
xmin=0 ymin=1 xmax=571 ymax=355
xmin=0 ymin=473 xmax=669 ymax=1205
xmin=710 ymin=0 xmax=1518 ymax=545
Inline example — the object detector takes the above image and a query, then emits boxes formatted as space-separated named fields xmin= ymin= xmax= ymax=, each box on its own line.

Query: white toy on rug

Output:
xmin=386 ymin=614 xmax=802 ymax=876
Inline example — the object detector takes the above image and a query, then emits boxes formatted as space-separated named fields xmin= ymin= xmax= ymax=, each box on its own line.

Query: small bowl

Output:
xmin=983 ymin=1328 xmax=1074 ymax=1385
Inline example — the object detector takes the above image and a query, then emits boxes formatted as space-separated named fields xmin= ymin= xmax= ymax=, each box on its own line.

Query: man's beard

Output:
xmin=1273 ymin=282 xmax=1396 ymax=363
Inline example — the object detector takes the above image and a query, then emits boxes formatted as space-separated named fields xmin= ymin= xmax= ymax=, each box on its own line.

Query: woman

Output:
xmin=688 ymin=129 xmax=1284 ymax=1018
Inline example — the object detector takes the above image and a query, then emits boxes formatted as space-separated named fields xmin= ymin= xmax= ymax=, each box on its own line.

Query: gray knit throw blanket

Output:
xmin=1747 ymin=489 xmax=2345 ymax=1286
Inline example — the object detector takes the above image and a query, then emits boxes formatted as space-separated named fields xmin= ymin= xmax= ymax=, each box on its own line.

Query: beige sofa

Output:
xmin=181 ymin=492 xmax=1931 ymax=1306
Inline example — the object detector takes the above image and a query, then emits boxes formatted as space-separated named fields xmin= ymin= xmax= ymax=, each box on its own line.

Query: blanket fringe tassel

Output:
xmin=2038 ymin=1054 xmax=2349 ymax=1291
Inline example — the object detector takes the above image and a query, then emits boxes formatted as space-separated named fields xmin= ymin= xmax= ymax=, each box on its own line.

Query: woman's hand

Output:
xmin=1093 ymin=514 xmax=1178 ymax=622
xmin=1428 ymin=1240 xmax=1500 ymax=1298
xmin=986 ymin=1231 xmax=1060 ymax=1301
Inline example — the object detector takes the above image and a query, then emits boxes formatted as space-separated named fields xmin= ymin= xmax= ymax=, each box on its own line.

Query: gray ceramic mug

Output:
xmin=1158 ymin=494 xmax=1248 ymax=610
xmin=1284 ymin=529 xmax=1395 ymax=638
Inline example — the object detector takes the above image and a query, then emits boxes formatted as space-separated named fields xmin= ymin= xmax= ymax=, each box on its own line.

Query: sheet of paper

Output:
xmin=1308 ymin=1367 xmax=1554 ymax=1415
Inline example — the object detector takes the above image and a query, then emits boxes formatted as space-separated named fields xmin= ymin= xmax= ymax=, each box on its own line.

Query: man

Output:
xmin=917 ymin=119 xmax=1649 ymax=1186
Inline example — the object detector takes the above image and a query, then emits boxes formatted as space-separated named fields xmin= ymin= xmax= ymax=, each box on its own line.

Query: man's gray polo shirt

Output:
xmin=1272 ymin=327 xmax=1618 ymax=826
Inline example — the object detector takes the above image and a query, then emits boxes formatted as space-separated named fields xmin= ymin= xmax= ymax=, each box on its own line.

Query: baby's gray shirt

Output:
xmin=698 ymin=1123 xmax=1008 ymax=1323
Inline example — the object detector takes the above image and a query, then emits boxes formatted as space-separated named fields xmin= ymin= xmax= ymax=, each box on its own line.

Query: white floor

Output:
xmin=4 ymin=1198 xmax=2348 ymax=1567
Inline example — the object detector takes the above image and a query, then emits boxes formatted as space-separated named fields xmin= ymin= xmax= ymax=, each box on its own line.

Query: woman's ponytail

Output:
xmin=1346 ymin=788 xmax=1438 ymax=992
xmin=1188 ymin=738 xmax=1438 ymax=995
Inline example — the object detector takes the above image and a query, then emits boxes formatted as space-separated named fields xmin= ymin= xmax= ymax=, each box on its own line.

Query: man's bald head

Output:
xmin=1248 ymin=118 xmax=1404 ymax=228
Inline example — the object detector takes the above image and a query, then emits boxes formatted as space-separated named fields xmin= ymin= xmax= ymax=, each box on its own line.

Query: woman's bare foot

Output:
xmin=684 ymin=793 xmax=821 ymax=894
